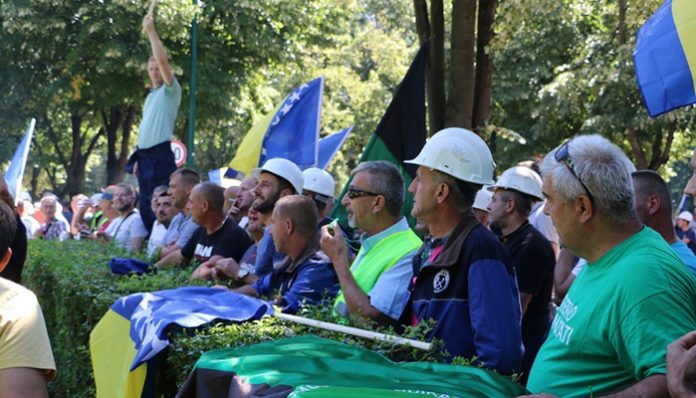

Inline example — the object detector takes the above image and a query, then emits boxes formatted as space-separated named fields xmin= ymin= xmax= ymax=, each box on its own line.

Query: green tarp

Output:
xmin=177 ymin=335 xmax=529 ymax=398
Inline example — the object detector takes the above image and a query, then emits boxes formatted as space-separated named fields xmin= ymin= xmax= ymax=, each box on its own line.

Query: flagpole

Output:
xmin=274 ymin=312 xmax=432 ymax=351
xmin=186 ymin=0 xmax=198 ymax=168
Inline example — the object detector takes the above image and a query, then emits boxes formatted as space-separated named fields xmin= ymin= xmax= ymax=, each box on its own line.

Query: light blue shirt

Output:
xmin=137 ymin=78 xmax=182 ymax=149
xmin=671 ymin=240 xmax=696 ymax=279
xmin=162 ymin=212 xmax=198 ymax=249
xmin=342 ymin=217 xmax=417 ymax=320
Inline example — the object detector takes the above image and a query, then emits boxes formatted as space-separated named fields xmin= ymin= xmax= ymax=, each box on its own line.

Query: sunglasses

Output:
xmin=346 ymin=187 xmax=380 ymax=199
xmin=555 ymin=141 xmax=594 ymax=202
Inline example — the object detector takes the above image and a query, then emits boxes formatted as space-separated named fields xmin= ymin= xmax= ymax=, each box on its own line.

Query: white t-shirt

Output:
xmin=529 ymin=201 xmax=559 ymax=245
xmin=21 ymin=216 xmax=40 ymax=239
xmin=147 ymin=221 xmax=168 ymax=258
xmin=104 ymin=211 xmax=148 ymax=251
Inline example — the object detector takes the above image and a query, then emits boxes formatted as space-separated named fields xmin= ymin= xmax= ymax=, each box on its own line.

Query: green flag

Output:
xmin=178 ymin=335 xmax=529 ymax=397
xmin=331 ymin=47 xmax=427 ymax=227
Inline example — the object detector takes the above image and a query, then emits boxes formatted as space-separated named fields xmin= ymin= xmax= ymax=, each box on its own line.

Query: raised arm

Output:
xmin=142 ymin=14 xmax=173 ymax=86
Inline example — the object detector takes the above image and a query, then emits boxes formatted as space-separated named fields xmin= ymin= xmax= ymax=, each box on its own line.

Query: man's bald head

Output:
xmin=192 ymin=182 xmax=225 ymax=213
xmin=273 ymin=195 xmax=318 ymax=237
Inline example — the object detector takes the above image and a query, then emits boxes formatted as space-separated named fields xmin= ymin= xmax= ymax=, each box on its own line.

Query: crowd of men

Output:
xmin=6 ymin=130 xmax=696 ymax=397
xmin=5 ymin=10 xmax=696 ymax=398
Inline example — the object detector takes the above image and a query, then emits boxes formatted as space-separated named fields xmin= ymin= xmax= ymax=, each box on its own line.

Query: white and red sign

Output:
xmin=171 ymin=140 xmax=187 ymax=167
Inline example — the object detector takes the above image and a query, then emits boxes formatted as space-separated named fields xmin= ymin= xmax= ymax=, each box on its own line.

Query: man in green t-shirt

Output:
xmin=522 ymin=135 xmax=696 ymax=398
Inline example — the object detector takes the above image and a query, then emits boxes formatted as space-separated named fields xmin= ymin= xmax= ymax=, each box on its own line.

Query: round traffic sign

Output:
xmin=171 ymin=140 xmax=187 ymax=167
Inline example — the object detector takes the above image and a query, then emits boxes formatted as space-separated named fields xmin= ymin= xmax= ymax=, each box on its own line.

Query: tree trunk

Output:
xmin=618 ymin=0 xmax=627 ymax=46
xmin=472 ymin=0 xmax=497 ymax=131
xmin=63 ymin=113 xmax=85 ymax=197
xmin=648 ymin=121 xmax=677 ymax=171
xmin=446 ymin=0 xmax=477 ymax=129
xmin=626 ymin=127 xmax=647 ymax=170
xmin=104 ymin=104 xmax=136 ymax=185
xmin=119 ymin=105 xmax=136 ymax=179
xmin=428 ymin=0 xmax=446 ymax=134
xmin=105 ymin=107 xmax=121 ymax=184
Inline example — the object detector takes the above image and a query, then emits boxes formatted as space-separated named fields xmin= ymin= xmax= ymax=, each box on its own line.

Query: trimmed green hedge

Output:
xmin=24 ymin=240 xmax=203 ymax=397
xmin=24 ymin=240 xmax=447 ymax=397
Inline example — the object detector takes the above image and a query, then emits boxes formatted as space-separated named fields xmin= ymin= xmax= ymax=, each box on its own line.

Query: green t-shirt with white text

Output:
xmin=527 ymin=227 xmax=696 ymax=397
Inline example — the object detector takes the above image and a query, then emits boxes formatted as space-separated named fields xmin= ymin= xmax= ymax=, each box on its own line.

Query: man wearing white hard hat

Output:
xmin=487 ymin=166 xmax=555 ymax=384
xmin=471 ymin=187 xmax=493 ymax=227
xmin=213 ymin=158 xmax=303 ymax=282
xmin=676 ymin=210 xmax=696 ymax=254
xmin=302 ymin=167 xmax=336 ymax=227
xmin=403 ymin=127 xmax=523 ymax=374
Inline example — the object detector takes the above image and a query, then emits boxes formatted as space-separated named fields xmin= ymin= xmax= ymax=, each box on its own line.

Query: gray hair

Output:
xmin=351 ymin=161 xmax=404 ymax=217
xmin=541 ymin=134 xmax=637 ymax=225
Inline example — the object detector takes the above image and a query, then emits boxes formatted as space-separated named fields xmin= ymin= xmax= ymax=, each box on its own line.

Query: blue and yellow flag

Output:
xmin=89 ymin=287 xmax=273 ymax=398
xmin=634 ymin=0 xmax=696 ymax=117
xmin=226 ymin=77 xmax=324 ymax=178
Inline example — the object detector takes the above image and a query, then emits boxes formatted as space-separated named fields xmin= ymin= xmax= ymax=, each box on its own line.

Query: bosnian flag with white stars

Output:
xmin=258 ymin=76 xmax=323 ymax=169
xmin=90 ymin=287 xmax=272 ymax=397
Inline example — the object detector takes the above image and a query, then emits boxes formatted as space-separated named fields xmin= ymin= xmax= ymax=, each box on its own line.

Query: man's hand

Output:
xmin=212 ymin=258 xmax=241 ymax=280
xmin=142 ymin=14 xmax=155 ymax=35
xmin=667 ymin=330 xmax=696 ymax=398
xmin=319 ymin=224 xmax=349 ymax=269
xmin=226 ymin=205 xmax=242 ymax=221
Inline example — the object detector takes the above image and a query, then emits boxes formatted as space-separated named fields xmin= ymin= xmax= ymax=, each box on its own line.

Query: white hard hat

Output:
xmin=488 ymin=166 xmax=543 ymax=201
xmin=251 ymin=158 xmax=304 ymax=194
xmin=678 ymin=211 xmax=694 ymax=223
xmin=472 ymin=186 xmax=493 ymax=212
xmin=90 ymin=193 xmax=102 ymax=207
xmin=302 ymin=168 xmax=336 ymax=199
xmin=405 ymin=127 xmax=495 ymax=185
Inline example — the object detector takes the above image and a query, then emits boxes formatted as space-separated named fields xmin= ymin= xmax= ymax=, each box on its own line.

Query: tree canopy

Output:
xmin=1 ymin=0 xmax=695 ymax=199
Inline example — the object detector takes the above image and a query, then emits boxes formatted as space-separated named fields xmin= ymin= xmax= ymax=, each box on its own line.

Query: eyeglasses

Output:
xmin=555 ymin=141 xmax=594 ymax=202
xmin=346 ymin=187 xmax=380 ymax=199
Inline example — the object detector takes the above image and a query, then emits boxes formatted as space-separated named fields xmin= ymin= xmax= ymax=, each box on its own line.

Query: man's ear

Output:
xmin=285 ymin=218 xmax=294 ymax=235
xmin=279 ymin=188 xmax=294 ymax=198
xmin=576 ymin=196 xmax=594 ymax=224
xmin=505 ymin=197 xmax=516 ymax=214
xmin=371 ymin=195 xmax=386 ymax=214
xmin=646 ymin=194 xmax=660 ymax=215
xmin=0 ymin=248 xmax=12 ymax=274
xmin=435 ymin=183 xmax=450 ymax=204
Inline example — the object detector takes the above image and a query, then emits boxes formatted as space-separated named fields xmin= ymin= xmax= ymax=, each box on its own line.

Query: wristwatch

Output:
xmin=237 ymin=263 xmax=255 ymax=280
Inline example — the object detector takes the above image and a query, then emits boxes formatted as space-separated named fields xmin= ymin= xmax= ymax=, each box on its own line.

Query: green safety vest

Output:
xmin=334 ymin=229 xmax=422 ymax=313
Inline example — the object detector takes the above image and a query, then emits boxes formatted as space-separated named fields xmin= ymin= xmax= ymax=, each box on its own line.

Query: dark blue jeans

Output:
xmin=126 ymin=141 xmax=177 ymax=234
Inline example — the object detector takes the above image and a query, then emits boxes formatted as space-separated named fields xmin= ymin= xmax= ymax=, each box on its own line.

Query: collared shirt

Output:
xmin=137 ymin=78 xmax=182 ymax=149
xmin=337 ymin=217 xmax=417 ymax=320
xmin=253 ymin=232 xmax=338 ymax=313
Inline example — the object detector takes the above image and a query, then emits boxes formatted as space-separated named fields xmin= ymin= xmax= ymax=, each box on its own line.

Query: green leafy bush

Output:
xmin=23 ymin=240 xmax=458 ymax=397
xmin=24 ymin=240 xmax=201 ymax=397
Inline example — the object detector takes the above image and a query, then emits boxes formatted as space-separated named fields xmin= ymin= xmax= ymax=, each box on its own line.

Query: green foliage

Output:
xmin=24 ymin=239 xmax=202 ymax=397
xmin=491 ymin=0 xmax=696 ymax=175
xmin=0 ymin=0 xmax=417 ymax=196
xmin=23 ymin=239 xmax=460 ymax=397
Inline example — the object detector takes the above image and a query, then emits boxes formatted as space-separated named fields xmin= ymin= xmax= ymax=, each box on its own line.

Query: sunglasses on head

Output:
xmin=555 ymin=140 xmax=594 ymax=202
